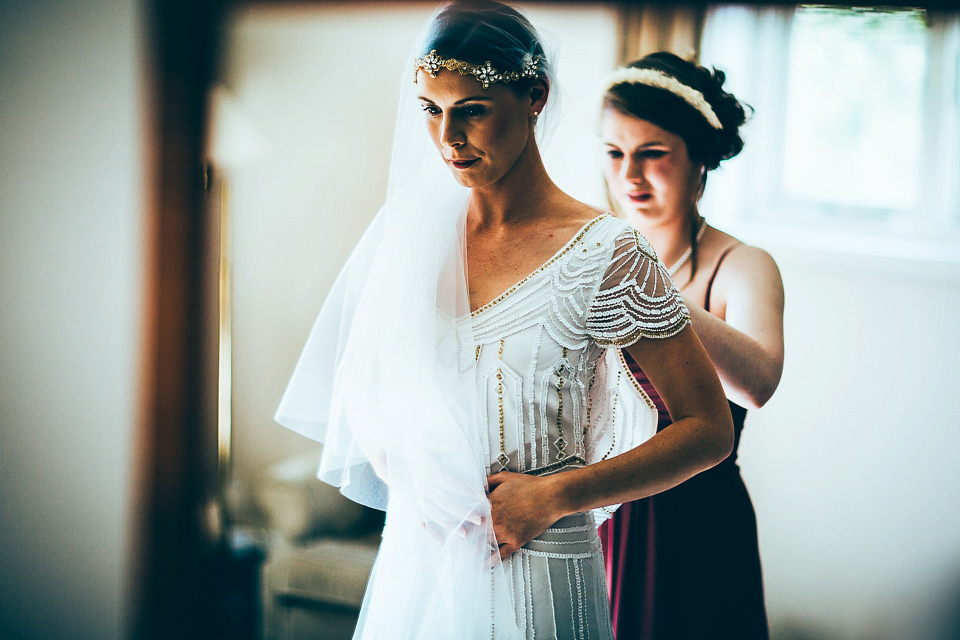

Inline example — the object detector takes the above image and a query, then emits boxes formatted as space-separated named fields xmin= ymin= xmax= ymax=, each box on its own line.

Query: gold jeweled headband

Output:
xmin=414 ymin=50 xmax=544 ymax=89
xmin=603 ymin=67 xmax=723 ymax=130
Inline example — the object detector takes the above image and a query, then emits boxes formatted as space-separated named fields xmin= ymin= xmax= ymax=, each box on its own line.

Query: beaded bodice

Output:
xmin=460 ymin=214 xmax=690 ymax=478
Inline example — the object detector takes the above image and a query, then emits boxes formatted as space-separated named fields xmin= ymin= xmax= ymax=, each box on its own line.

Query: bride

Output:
xmin=275 ymin=2 xmax=733 ymax=638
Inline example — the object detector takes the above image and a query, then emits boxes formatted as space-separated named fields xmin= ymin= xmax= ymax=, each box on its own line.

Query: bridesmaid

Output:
xmin=597 ymin=52 xmax=785 ymax=640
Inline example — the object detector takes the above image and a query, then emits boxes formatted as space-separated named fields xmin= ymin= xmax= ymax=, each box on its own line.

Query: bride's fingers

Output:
xmin=422 ymin=521 xmax=455 ymax=545
xmin=423 ymin=514 xmax=488 ymax=541
xmin=462 ymin=509 xmax=486 ymax=531
xmin=455 ymin=511 xmax=488 ymax=538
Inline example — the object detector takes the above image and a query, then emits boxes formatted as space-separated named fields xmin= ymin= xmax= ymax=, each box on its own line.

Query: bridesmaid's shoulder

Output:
xmin=704 ymin=226 xmax=783 ymax=294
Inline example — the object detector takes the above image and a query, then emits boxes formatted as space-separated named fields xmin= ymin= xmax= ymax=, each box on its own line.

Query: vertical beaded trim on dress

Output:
xmin=584 ymin=373 xmax=595 ymax=439
xmin=496 ymin=339 xmax=509 ymax=470
xmin=492 ymin=339 xmax=504 ymax=639
xmin=600 ymin=368 xmax=622 ymax=462
xmin=555 ymin=347 xmax=569 ymax=460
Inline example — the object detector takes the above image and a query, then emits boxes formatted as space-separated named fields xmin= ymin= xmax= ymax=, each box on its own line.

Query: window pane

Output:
xmin=782 ymin=7 xmax=927 ymax=212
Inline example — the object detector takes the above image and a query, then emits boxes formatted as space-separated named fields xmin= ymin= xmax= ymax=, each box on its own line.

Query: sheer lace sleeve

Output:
xmin=586 ymin=228 xmax=690 ymax=347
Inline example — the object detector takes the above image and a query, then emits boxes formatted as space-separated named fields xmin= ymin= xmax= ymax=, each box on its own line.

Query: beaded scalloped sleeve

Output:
xmin=580 ymin=224 xmax=691 ymax=521
xmin=586 ymin=227 xmax=690 ymax=347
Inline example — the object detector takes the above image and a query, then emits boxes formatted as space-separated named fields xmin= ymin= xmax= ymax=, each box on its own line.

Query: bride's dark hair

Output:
xmin=419 ymin=1 xmax=548 ymax=95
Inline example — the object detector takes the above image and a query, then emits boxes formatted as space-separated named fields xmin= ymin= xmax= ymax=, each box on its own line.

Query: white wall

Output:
xmin=0 ymin=1 xmax=145 ymax=638
xmin=737 ymin=243 xmax=960 ymax=640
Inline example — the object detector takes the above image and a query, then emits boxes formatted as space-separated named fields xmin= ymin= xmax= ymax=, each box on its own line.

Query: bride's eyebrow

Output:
xmin=417 ymin=96 xmax=494 ymax=104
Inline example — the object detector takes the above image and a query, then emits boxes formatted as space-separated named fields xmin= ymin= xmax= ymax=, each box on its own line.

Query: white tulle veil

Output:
xmin=275 ymin=3 xmax=563 ymax=637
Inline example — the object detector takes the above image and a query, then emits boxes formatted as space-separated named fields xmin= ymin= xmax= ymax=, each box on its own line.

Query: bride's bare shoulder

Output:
xmin=555 ymin=194 xmax=608 ymax=226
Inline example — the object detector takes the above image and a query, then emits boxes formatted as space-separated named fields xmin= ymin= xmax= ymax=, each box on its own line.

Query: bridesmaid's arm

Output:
xmin=683 ymin=245 xmax=784 ymax=409
xmin=488 ymin=324 xmax=732 ymax=559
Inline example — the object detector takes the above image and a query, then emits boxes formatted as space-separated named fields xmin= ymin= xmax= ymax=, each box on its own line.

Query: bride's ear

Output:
xmin=529 ymin=78 xmax=549 ymax=115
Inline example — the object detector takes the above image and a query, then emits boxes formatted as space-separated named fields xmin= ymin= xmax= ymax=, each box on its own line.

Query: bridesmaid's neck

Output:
xmin=628 ymin=210 xmax=698 ymax=268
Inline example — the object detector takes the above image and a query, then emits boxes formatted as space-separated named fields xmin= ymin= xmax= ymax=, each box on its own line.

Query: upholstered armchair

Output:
xmin=257 ymin=453 xmax=383 ymax=640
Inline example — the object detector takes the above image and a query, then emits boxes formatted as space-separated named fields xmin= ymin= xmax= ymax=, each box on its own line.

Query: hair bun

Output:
xmin=696 ymin=64 xmax=750 ymax=163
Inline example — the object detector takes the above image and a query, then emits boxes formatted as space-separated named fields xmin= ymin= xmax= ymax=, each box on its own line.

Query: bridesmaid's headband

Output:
xmin=603 ymin=67 xmax=723 ymax=130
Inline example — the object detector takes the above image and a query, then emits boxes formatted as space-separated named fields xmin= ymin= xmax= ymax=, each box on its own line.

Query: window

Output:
xmin=782 ymin=7 xmax=926 ymax=212
xmin=699 ymin=5 xmax=960 ymax=255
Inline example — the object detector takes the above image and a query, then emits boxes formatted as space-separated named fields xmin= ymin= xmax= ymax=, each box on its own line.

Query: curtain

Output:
xmin=615 ymin=3 xmax=707 ymax=64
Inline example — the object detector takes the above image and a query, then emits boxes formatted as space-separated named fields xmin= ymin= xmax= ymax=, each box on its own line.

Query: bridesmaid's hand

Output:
xmin=487 ymin=471 xmax=566 ymax=560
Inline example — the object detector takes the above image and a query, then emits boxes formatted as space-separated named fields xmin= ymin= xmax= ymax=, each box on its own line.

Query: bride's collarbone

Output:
xmin=469 ymin=243 xmax=546 ymax=295
xmin=467 ymin=212 xmax=604 ymax=304
xmin=470 ymin=232 xmax=567 ymax=277
xmin=469 ymin=215 xmax=599 ymax=260
xmin=467 ymin=241 xmax=557 ymax=309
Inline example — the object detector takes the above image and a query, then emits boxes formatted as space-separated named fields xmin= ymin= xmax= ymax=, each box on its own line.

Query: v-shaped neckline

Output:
xmin=468 ymin=214 xmax=610 ymax=317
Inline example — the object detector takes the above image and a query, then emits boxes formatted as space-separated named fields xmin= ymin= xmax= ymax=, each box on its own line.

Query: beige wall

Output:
xmin=223 ymin=1 xmax=429 ymax=482
xmin=0 ymin=0 xmax=145 ymax=638
xmin=221 ymin=1 xmax=618 ymax=495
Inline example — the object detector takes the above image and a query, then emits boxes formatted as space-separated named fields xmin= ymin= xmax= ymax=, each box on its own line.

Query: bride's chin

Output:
xmin=447 ymin=172 xmax=472 ymax=187
xmin=452 ymin=173 xmax=495 ymax=190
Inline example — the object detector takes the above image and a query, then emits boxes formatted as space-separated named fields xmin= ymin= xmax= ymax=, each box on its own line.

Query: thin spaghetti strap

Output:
xmin=704 ymin=244 xmax=741 ymax=312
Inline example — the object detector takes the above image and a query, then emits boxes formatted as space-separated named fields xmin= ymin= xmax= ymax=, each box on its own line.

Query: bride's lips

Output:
xmin=450 ymin=157 xmax=480 ymax=169
xmin=627 ymin=191 xmax=652 ymax=203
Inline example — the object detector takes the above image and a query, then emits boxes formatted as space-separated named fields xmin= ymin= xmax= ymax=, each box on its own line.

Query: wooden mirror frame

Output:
xmin=134 ymin=1 xmax=942 ymax=637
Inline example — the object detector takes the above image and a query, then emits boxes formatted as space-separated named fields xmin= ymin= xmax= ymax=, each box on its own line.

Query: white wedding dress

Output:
xmin=278 ymin=212 xmax=689 ymax=639
xmin=458 ymin=213 xmax=689 ymax=639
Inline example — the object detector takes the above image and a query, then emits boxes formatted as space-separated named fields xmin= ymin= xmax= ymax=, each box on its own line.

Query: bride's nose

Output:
xmin=441 ymin=115 xmax=466 ymax=148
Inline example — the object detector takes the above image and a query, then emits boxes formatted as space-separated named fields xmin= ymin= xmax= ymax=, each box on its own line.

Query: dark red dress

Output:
xmin=598 ymin=247 xmax=769 ymax=640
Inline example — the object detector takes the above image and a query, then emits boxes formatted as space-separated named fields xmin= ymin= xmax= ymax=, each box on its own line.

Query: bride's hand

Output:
xmin=420 ymin=510 xmax=484 ymax=546
xmin=487 ymin=471 xmax=566 ymax=560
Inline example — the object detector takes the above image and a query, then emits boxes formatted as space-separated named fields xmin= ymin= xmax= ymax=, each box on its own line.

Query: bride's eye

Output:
xmin=606 ymin=149 xmax=623 ymax=159
xmin=420 ymin=104 xmax=442 ymax=117
xmin=458 ymin=105 xmax=486 ymax=118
